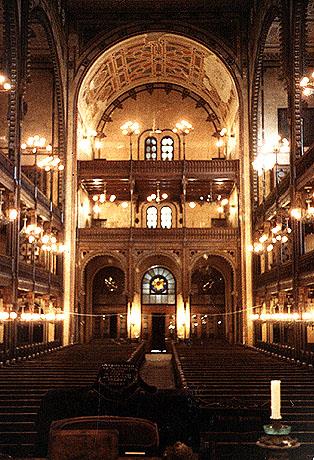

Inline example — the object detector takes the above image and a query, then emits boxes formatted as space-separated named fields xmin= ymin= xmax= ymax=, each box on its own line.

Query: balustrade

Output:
xmin=78 ymin=159 xmax=240 ymax=180
xmin=78 ymin=227 xmax=239 ymax=242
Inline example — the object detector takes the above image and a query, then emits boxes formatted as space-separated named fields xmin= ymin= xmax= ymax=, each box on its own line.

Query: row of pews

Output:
xmin=0 ymin=339 xmax=143 ymax=457
xmin=174 ymin=339 xmax=314 ymax=459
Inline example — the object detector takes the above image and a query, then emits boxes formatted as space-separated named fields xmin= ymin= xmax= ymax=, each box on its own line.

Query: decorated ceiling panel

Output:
xmin=78 ymin=33 xmax=239 ymax=132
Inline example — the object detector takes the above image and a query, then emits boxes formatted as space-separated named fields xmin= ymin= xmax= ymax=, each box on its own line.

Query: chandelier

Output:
xmin=0 ymin=73 xmax=11 ymax=92
xmin=290 ymin=188 xmax=314 ymax=221
xmin=300 ymin=73 xmax=314 ymax=96
xmin=0 ymin=189 xmax=18 ymax=225
xmin=20 ymin=215 xmax=42 ymax=244
xmin=147 ymin=181 xmax=168 ymax=203
xmin=249 ymin=216 xmax=292 ymax=254
xmin=40 ymin=230 xmax=65 ymax=253
xmin=173 ymin=120 xmax=194 ymax=135
xmin=92 ymin=183 xmax=117 ymax=215
xmin=20 ymin=213 xmax=64 ymax=252
xmin=252 ymin=135 xmax=289 ymax=176
xmin=21 ymin=135 xmax=64 ymax=171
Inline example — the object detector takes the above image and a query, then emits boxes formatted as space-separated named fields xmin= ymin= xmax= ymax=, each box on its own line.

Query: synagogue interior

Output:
xmin=0 ymin=0 xmax=314 ymax=459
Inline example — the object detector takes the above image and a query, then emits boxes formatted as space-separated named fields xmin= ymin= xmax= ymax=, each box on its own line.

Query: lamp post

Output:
xmin=173 ymin=120 xmax=193 ymax=160
xmin=120 ymin=121 xmax=140 ymax=160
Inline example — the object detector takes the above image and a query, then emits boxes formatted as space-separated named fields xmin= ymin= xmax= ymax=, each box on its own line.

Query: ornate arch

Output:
xmin=133 ymin=251 xmax=181 ymax=294
xmin=28 ymin=5 xmax=66 ymax=158
xmin=79 ymin=250 xmax=127 ymax=289
xmin=190 ymin=251 xmax=236 ymax=275
xmin=251 ymin=6 xmax=281 ymax=166
xmin=75 ymin=20 xmax=242 ymax=88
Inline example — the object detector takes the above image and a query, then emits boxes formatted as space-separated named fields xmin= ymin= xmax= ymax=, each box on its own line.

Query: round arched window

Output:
xmin=145 ymin=137 xmax=157 ymax=160
xmin=142 ymin=266 xmax=176 ymax=304
xmin=161 ymin=136 xmax=174 ymax=160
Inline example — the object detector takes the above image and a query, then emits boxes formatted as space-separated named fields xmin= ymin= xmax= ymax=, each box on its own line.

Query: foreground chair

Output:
xmin=48 ymin=415 xmax=159 ymax=459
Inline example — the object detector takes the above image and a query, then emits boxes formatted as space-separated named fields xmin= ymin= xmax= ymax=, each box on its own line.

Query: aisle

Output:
xmin=140 ymin=354 xmax=176 ymax=389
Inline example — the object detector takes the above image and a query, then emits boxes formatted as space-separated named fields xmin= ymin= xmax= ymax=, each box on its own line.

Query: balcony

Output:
xmin=0 ymin=151 xmax=14 ymax=190
xmin=296 ymin=144 xmax=314 ymax=184
xmin=78 ymin=159 xmax=239 ymax=181
xmin=254 ymin=262 xmax=293 ymax=289
xmin=253 ymin=174 xmax=290 ymax=222
xmin=78 ymin=227 xmax=239 ymax=243
xmin=18 ymin=261 xmax=63 ymax=289
xmin=0 ymin=255 xmax=12 ymax=279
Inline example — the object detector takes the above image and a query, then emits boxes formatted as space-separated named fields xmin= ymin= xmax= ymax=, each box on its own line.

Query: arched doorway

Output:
xmin=190 ymin=255 xmax=235 ymax=341
xmin=141 ymin=266 xmax=176 ymax=350
xmin=92 ymin=266 xmax=127 ymax=339
xmin=191 ymin=266 xmax=226 ymax=339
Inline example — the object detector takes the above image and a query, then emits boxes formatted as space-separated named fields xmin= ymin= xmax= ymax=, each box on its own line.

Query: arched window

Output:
xmin=145 ymin=136 xmax=157 ymax=160
xmin=161 ymin=136 xmax=174 ymax=160
xmin=161 ymin=206 xmax=172 ymax=228
xmin=146 ymin=206 xmax=158 ymax=228
xmin=142 ymin=266 xmax=176 ymax=304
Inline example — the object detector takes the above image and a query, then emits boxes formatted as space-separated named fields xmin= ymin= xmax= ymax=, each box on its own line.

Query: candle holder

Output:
xmin=256 ymin=419 xmax=300 ymax=459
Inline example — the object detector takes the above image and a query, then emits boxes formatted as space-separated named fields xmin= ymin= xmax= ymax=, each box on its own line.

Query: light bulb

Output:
xmin=290 ymin=207 xmax=302 ymax=220
xmin=267 ymin=244 xmax=274 ymax=252
xmin=9 ymin=208 xmax=18 ymax=221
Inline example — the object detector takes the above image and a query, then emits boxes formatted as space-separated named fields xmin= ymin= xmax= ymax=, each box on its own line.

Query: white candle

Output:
xmin=271 ymin=380 xmax=282 ymax=420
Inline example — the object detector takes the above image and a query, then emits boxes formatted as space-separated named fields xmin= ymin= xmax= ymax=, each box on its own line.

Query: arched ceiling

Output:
xmin=78 ymin=32 xmax=239 ymax=132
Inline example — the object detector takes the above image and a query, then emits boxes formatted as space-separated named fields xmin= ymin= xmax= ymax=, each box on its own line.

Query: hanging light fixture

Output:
xmin=248 ymin=215 xmax=292 ymax=253
xmin=40 ymin=230 xmax=65 ymax=253
xmin=290 ymin=188 xmax=314 ymax=222
xmin=21 ymin=136 xmax=64 ymax=171
xmin=300 ymin=73 xmax=314 ymax=96
xmin=147 ymin=181 xmax=168 ymax=203
xmin=252 ymin=135 xmax=290 ymax=176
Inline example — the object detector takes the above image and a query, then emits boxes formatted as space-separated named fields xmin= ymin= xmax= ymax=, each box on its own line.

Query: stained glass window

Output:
xmin=142 ymin=266 xmax=176 ymax=304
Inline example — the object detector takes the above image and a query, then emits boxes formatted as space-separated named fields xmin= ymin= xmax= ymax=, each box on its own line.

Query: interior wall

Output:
xmin=22 ymin=69 xmax=54 ymax=146
xmin=79 ymin=90 xmax=228 ymax=161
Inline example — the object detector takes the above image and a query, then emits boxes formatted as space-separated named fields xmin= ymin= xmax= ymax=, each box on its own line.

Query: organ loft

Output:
xmin=0 ymin=0 xmax=314 ymax=458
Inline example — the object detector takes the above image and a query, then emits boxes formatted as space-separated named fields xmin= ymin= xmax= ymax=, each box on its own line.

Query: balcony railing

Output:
xmin=254 ymin=262 xmax=292 ymax=289
xmin=253 ymin=174 xmax=290 ymax=222
xmin=78 ymin=159 xmax=240 ymax=180
xmin=299 ymin=251 xmax=314 ymax=273
xmin=296 ymin=143 xmax=314 ymax=182
xmin=0 ymin=255 xmax=12 ymax=277
xmin=0 ymin=150 xmax=14 ymax=177
xmin=18 ymin=261 xmax=63 ymax=289
xmin=78 ymin=227 xmax=239 ymax=242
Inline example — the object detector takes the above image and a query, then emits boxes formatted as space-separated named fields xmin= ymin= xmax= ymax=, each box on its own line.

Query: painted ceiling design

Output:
xmin=78 ymin=33 xmax=239 ymax=131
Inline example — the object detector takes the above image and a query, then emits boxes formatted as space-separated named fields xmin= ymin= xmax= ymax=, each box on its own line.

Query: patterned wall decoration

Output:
xmin=78 ymin=33 xmax=239 ymax=132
